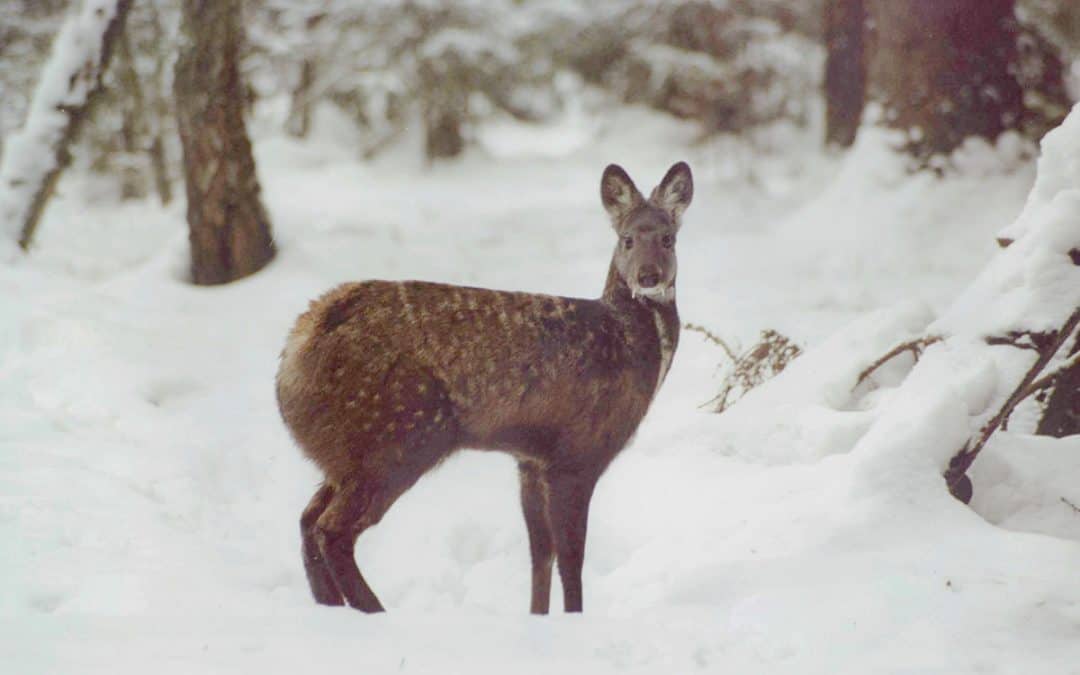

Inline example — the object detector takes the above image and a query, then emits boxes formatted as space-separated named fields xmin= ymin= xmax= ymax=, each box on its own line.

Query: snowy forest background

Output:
xmin=3 ymin=1 xmax=1080 ymax=673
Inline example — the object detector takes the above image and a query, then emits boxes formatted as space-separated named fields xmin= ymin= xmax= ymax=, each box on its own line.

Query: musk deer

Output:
xmin=276 ymin=161 xmax=693 ymax=613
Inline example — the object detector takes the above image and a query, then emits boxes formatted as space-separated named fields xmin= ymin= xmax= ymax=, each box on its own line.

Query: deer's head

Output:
xmin=601 ymin=162 xmax=693 ymax=304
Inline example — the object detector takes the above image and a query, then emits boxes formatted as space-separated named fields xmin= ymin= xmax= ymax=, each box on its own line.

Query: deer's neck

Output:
xmin=601 ymin=262 xmax=680 ymax=397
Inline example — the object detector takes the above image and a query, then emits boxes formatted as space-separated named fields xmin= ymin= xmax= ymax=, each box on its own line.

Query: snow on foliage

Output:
xmin=0 ymin=0 xmax=124 ymax=249
xmin=940 ymin=106 xmax=1080 ymax=338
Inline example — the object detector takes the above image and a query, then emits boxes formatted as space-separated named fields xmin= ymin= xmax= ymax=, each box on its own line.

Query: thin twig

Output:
xmin=1062 ymin=497 xmax=1080 ymax=514
xmin=684 ymin=322 xmax=737 ymax=362
xmin=855 ymin=336 xmax=943 ymax=388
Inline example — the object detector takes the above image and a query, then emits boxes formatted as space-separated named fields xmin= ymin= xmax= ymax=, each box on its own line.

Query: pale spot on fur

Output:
xmin=651 ymin=307 xmax=675 ymax=400
xmin=396 ymin=283 xmax=417 ymax=325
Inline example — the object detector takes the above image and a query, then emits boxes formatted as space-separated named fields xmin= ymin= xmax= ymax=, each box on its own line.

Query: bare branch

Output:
xmin=855 ymin=336 xmax=943 ymax=388
xmin=985 ymin=330 xmax=1055 ymax=352
xmin=945 ymin=306 xmax=1080 ymax=502
xmin=684 ymin=322 xmax=737 ymax=362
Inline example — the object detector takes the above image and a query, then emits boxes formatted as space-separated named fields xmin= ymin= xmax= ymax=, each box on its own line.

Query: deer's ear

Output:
xmin=601 ymin=164 xmax=643 ymax=222
xmin=651 ymin=161 xmax=693 ymax=220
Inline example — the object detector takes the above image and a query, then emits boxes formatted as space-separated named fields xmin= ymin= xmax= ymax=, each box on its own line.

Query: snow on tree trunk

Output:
xmin=859 ymin=104 xmax=1080 ymax=504
xmin=0 ymin=0 xmax=133 ymax=252
xmin=174 ymin=0 xmax=275 ymax=286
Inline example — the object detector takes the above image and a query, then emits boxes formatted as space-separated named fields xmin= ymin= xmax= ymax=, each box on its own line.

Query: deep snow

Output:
xmin=3 ymin=97 xmax=1080 ymax=674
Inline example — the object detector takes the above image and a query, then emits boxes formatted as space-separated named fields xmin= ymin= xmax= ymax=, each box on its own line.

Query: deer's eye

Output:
xmin=661 ymin=234 xmax=675 ymax=248
xmin=623 ymin=236 xmax=634 ymax=250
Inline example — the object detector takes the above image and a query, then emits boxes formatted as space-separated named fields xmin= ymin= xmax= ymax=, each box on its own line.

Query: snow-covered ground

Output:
xmin=3 ymin=98 xmax=1080 ymax=674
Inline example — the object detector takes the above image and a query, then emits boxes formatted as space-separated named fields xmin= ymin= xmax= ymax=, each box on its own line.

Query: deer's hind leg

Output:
xmin=314 ymin=357 xmax=460 ymax=612
xmin=300 ymin=483 xmax=343 ymax=605
xmin=312 ymin=478 xmax=394 ymax=612
xmin=314 ymin=443 xmax=456 ymax=613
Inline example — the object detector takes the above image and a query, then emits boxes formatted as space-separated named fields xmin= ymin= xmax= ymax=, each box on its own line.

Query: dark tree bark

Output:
xmin=174 ymin=0 xmax=274 ymax=285
xmin=824 ymin=0 xmax=866 ymax=148
xmin=1035 ymin=332 xmax=1080 ymax=438
xmin=865 ymin=0 xmax=1025 ymax=164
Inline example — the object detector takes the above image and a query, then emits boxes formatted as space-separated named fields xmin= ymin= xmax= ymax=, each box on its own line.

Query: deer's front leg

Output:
xmin=519 ymin=461 xmax=554 ymax=614
xmin=546 ymin=468 xmax=598 ymax=613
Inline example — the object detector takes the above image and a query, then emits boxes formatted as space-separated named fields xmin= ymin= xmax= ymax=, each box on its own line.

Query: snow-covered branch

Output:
xmin=0 ymin=0 xmax=133 ymax=251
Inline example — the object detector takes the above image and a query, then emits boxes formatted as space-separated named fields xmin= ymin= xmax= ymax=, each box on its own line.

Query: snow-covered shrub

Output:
xmin=248 ymin=0 xmax=570 ymax=159
xmin=572 ymin=0 xmax=824 ymax=136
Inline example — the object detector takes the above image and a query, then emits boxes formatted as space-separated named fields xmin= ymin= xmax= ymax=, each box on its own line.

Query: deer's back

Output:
xmin=277 ymin=280 xmax=661 ymax=474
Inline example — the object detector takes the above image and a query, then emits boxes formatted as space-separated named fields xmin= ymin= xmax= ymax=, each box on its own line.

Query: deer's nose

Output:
xmin=638 ymin=268 xmax=661 ymax=288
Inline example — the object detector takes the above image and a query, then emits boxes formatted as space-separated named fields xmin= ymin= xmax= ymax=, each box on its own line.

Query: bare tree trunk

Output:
xmin=0 ymin=0 xmax=133 ymax=250
xmin=284 ymin=13 xmax=325 ymax=140
xmin=420 ymin=59 xmax=467 ymax=162
xmin=824 ymin=0 xmax=866 ymax=148
xmin=174 ymin=0 xmax=275 ymax=286
xmin=285 ymin=58 xmax=316 ymax=139
xmin=865 ymin=0 xmax=1024 ymax=164
xmin=148 ymin=135 xmax=171 ymax=206
xmin=146 ymin=4 xmax=172 ymax=206
xmin=115 ymin=27 xmax=146 ymax=200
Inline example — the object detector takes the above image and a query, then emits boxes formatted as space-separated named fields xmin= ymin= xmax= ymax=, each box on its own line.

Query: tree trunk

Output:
xmin=285 ymin=58 xmax=316 ymax=139
xmin=865 ymin=0 xmax=1024 ymax=164
xmin=174 ymin=0 xmax=275 ymax=286
xmin=419 ymin=59 xmax=467 ymax=162
xmin=0 ymin=0 xmax=133 ymax=250
xmin=824 ymin=0 xmax=866 ymax=148
xmin=146 ymin=3 xmax=172 ymax=206
xmin=116 ymin=28 xmax=146 ymax=200
xmin=284 ymin=13 xmax=325 ymax=140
